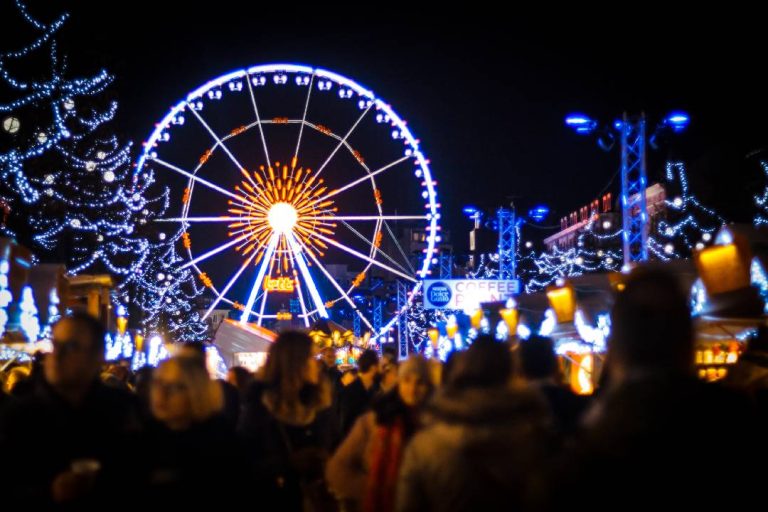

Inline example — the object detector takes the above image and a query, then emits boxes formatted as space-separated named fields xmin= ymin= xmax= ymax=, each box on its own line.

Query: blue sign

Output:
xmin=426 ymin=281 xmax=452 ymax=308
xmin=423 ymin=279 xmax=520 ymax=310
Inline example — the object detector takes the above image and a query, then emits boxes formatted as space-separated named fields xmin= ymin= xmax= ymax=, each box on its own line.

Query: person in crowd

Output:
xmin=0 ymin=312 xmax=140 ymax=505
xmin=320 ymin=347 xmax=343 ymax=388
xmin=239 ymin=331 xmax=335 ymax=512
xmin=134 ymin=356 xmax=249 ymax=505
xmin=339 ymin=349 xmax=380 ymax=436
xmin=9 ymin=350 xmax=46 ymax=398
xmin=378 ymin=361 xmax=399 ymax=394
xmin=518 ymin=335 xmax=590 ymax=435
xmin=341 ymin=368 xmax=359 ymax=387
xmin=396 ymin=336 xmax=553 ymax=512
xmin=725 ymin=326 xmax=768 ymax=394
xmin=176 ymin=341 xmax=241 ymax=427
xmin=541 ymin=266 xmax=762 ymax=511
xmin=327 ymin=355 xmax=432 ymax=512
xmin=2 ymin=365 xmax=30 ymax=395
xmin=227 ymin=365 xmax=255 ymax=399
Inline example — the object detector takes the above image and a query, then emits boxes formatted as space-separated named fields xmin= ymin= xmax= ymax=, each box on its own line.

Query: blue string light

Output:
xmin=754 ymin=161 xmax=768 ymax=227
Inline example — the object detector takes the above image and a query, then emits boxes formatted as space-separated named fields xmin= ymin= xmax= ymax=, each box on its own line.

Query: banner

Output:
xmin=423 ymin=279 xmax=520 ymax=310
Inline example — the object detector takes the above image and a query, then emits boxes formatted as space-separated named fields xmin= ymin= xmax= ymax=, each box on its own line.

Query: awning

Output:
xmin=212 ymin=319 xmax=276 ymax=367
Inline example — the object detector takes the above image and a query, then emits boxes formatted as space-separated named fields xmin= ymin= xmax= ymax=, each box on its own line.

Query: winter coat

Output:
xmin=541 ymin=375 xmax=763 ymax=511
xmin=132 ymin=416 xmax=251 ymax=506
xmin=327 ymin=391 xmax=418 ymax=512
xmin=339 ymin=378 xmax=378 ymax=437
xmin=395 ymin=386 xmax=553 ymax=512
xmin=0 ymin=379 xmax=141 ymax=506
xmin=239 ymin=381 xmax=336 ymax=512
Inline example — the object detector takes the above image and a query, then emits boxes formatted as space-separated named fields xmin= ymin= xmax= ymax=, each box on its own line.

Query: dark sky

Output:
xmin=4 ymin=3 xmax=768 ymax=249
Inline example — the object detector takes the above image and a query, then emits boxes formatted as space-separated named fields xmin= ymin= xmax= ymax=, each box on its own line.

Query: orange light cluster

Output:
xmin=198 ymin=272 xmax=213 ymax=288
xmin=227 ymin=160 xmax=337 ymax=274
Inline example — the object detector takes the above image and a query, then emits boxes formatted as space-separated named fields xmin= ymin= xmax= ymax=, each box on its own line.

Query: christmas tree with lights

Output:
xmin=0 ymin=1 xmax=155 ymax=276
xmin=1 ymin=2 xmax=206 ymax=342
xmin=649 ymin=161 xmax=724 ymax=260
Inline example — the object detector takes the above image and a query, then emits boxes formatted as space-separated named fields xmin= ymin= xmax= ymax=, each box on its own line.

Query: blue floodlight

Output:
xmin=565 ymin=113 xmax=597 ymax=134
xmin=528 ymin=205 xmax=549 ymax=222
xmin=663 ymin=111 xmax=690 ymax=132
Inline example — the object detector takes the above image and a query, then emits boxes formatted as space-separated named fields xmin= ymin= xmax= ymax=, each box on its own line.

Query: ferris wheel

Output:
xmin=136 ymin=64 xmax=440 ymax=341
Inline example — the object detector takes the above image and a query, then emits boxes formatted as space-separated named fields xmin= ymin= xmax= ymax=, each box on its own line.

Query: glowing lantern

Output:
xmin=116 ymin=316 xmax=128 ymax=335
xmin=134 ymin=334 xmax=145 ymax=353
xmin=427 ymin=327 xmax=440 ymax=350
xmin=694 ymin=242 xmax=751 ymax=296
xmin=570 ymin=353 xmax=594 ymax=395
xmin=500 ymin=307 xmax=519 ymax=334
xmin=470 ymin=309 xmax=484 ymax=329
xmin=546 ymin=282 xmax=576 ymax=323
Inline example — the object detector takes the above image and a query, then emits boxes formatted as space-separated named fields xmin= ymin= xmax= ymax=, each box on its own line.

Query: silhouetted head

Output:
xmin=449 ymin=335 xmax=512 ymax=389
xmin=610 ymin=266 xmax=693 ymax=378
xmin=45 ymin=312 xmax=105 ymax=390
xmin=357 ymin=349 xmax=380 ymax=377
xmin=519 ymin=335 xmax=558 ymax=380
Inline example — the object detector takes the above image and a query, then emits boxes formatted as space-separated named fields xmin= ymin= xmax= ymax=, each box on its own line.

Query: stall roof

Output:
xmin=212 ymin=319 xmax=276 ymax=365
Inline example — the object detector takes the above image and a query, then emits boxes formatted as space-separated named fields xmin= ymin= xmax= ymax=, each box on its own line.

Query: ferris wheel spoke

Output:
xmin=245 ymin=72 xmax=271 ymax=168
xmin=311 ymin=231 xmax=418 ymax=283
xmin=302 ymin=215 xmax=428 ymax=222
xmin=153 ymin=158 xmax=243 ymax=202
xmin=256 ymin=247 xmax=279 ymax=326
xmin=369 ymin=218 xmax=382 ymax=260
xmin=383 ymin=220 xmax=416 ymax=274
xmin=285 ymin=232 xmax=329 ymax=319
xmin=294 ymin=72 xmax=315 ymax=167
xmin=181 ymin=179 xmax=196 ymax=219
xmin=156 ymin=216 xmax=258 ymax=223
xmin=240 ymin=233 xmax=279 ymax=324
xmin=314 ymin=104 xmax=373 ymax=179
xmin=202 ymin=249 xmax=259 ymax=320
xmin=180 ymin=232 xmax=251 ymax=270
xmin=339 ymin=220 xmax=411 ymax=276
xmin=186 ymin=106 xmax=260 ymax=189
xmin=294 ymin=236 xmax=375 ymax=332
xmin=317 ymin=156 xmax=412 ymax=203
xmin=292 ymin=269 xmax=311 ymax=328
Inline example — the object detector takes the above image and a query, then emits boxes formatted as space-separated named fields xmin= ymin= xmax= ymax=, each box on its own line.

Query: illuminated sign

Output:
xmin=423 ymin=279 xmax=520 ymax=310
xmin=234 ymin=352 xmax=268 ymax=373
xmin=276 ymin=312 xmax=293 ymax=321
xmin=263 ymin=276 xmax=295 ymax=293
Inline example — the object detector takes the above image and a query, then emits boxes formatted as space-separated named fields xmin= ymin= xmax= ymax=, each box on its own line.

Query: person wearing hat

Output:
xmin=326 ymin=355 xmax=432 ymax=512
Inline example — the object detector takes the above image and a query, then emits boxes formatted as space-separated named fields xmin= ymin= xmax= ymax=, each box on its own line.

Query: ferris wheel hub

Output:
xmin=267 ymin=202 xmax=298 ymax=234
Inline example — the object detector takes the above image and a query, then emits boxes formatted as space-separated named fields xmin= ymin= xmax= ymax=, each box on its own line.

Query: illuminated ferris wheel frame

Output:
xmin=136 ymin=63 xmax=440 ymax=342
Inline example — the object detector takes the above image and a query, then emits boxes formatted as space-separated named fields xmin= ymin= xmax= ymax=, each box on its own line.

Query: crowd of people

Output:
xmin=1 ymin=266 xmax=767 ymax=510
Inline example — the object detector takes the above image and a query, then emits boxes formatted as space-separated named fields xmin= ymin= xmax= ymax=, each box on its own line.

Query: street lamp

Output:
xmin=565 ymin=110 xmax=690 ymax=265
xmin=463 ymin=203 xmax=550 ymax=276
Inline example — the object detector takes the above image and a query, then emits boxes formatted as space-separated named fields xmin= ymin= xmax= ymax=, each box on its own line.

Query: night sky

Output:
xmin=4 ymin=3 xmax=768 ymax=250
